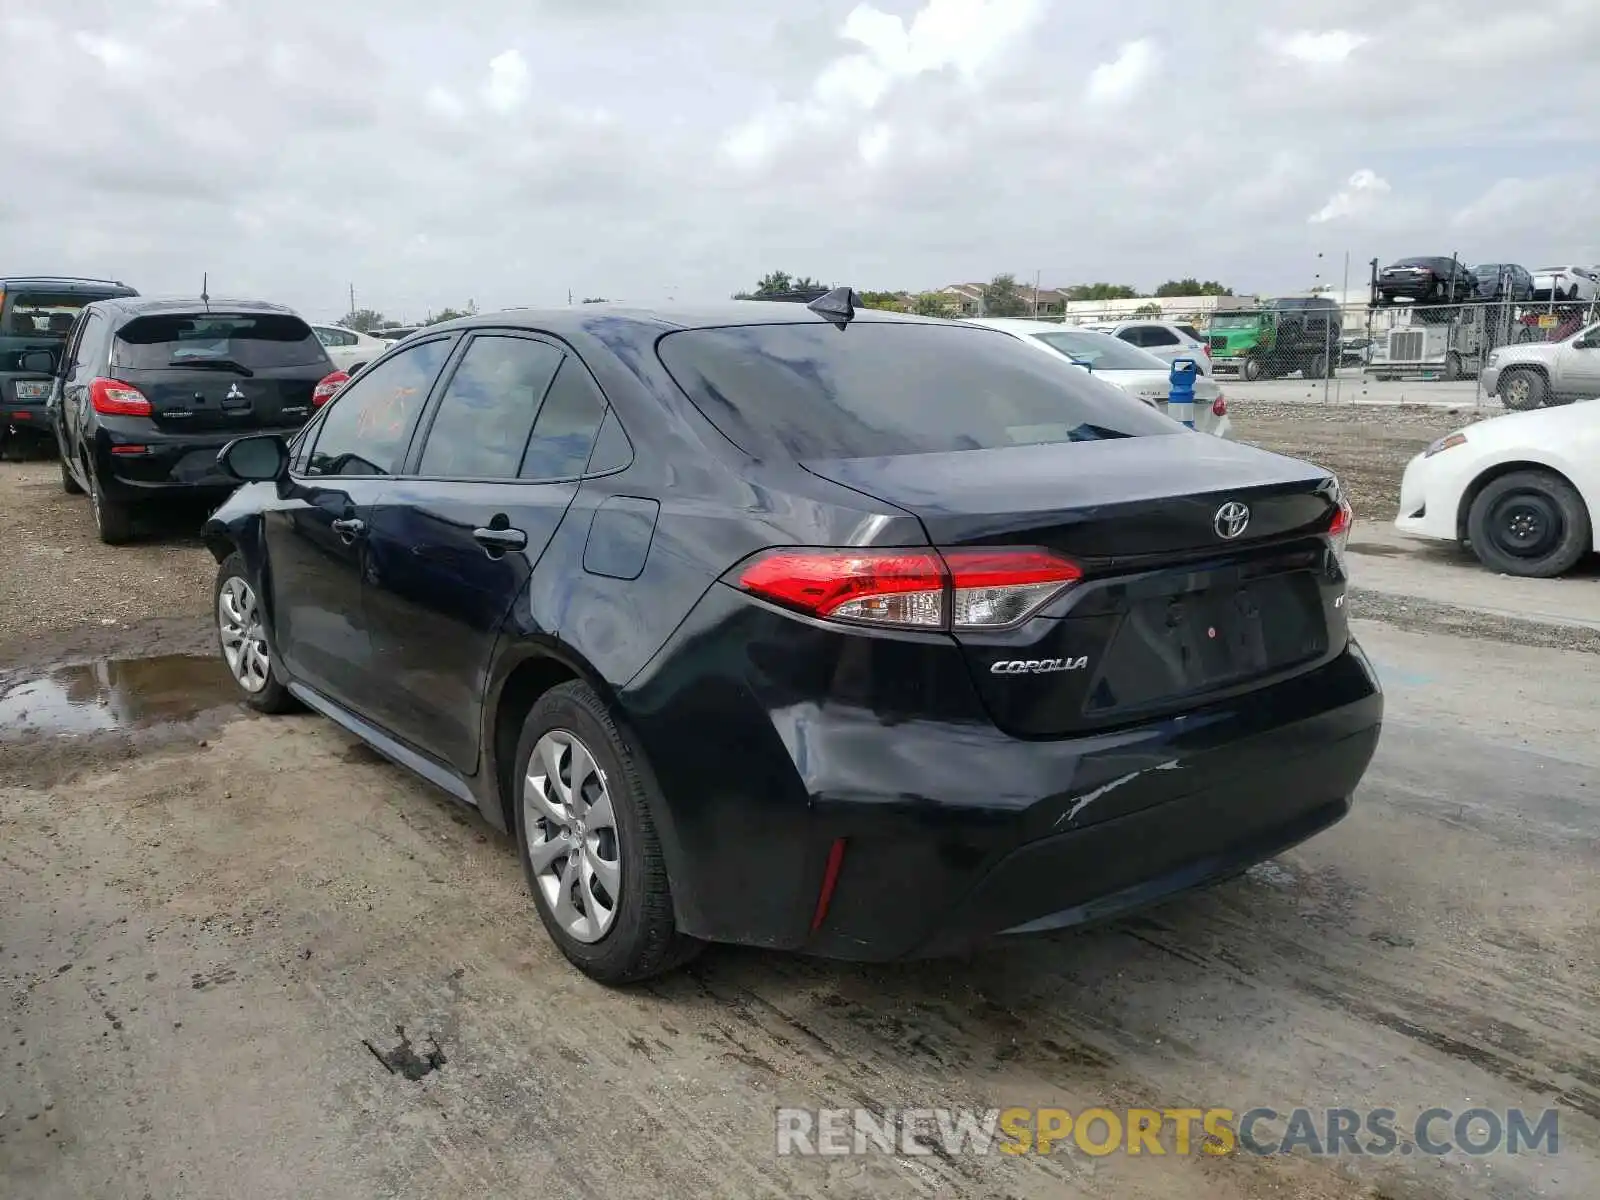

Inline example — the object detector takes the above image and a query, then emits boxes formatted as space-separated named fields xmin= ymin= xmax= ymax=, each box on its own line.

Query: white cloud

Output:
xmin=1270 ymin=30 xmax=1368 ymax=64
xmin=73 ymin=32 xmax=142 ymax=73
xmin=721 ymin=0 xmax=1045 ymax=164
xmin=858 ymin=123 xmax=892 ymax=166
xmin=424 ymin=86 xmax=469 ymax=121
xmin=481 ymin=49 xmax=531 ymax=114
xmin=1309 ymin=168 xmax=1392 ymax=224
xmin=1084 ymin=40 xmax=1158 ymax=106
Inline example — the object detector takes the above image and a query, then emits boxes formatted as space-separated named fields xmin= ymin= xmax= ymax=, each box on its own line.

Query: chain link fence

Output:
xmin=971 ymin=293 xmax=1599 ymax=399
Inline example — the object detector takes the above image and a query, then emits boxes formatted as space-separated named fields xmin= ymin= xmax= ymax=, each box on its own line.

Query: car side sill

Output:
xmin=286 ymin=682 xmax=479 ymax=809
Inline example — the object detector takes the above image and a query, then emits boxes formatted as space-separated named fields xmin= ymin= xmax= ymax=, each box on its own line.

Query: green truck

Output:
xmin=1206 ymin=297 xmax=1342 ymax=381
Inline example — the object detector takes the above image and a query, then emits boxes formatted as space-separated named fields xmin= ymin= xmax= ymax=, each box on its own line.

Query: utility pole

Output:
xmin=348 ymin=283 xmax=356 ymax=318
xmin=567 ymin=289 xmax=573 ymax=306
xmin=1033 ymin=269 xmax=1041 ymax=317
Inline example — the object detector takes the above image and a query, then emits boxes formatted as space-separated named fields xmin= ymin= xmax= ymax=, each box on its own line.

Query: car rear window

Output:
xmin=656 ymin=322 xmax=1179 ymax=460
xmin=112 ymin=313 xmax=329 ymax=370
xmin=1029 ymin=329 xmax=1163 ymax=371
xmin=1176 ymin=325 xmax=1203 ymax=341
xmin=0 ymin=292 xmax=101 ymax=340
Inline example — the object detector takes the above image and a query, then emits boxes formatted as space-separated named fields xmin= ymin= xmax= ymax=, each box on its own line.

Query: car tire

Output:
xmin=60 ymin=455 xmax=83 ymax=494
xmin=1443 ymin=351 xmax=1463 ymax=382
xmin=87 ymin=462 xmax=134 ymax=544
xmin=513 ymin=680 xmax=702 ymax=985
xmin=1467 ymin=470 xmax=1590 ymax=578
xmin=215 ymin=553 xmax=299 ymax=713
xmin=1243 ymin=356 xmax=1263 ymax=382
xmin=1498 ymin=367 xmax=1547 ymax=411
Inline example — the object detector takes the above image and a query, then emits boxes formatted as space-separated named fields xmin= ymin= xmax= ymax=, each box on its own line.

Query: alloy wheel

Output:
xmin=218 ymin=576 xmax=271 ymax=693
xmin=1505 ymin=376 xmax=1531 ymax=407
xmin=524 ymin=730 xmax=622 ymax=944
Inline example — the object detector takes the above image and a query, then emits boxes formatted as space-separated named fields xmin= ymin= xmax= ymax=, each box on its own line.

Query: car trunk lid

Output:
xmin=802 ymin=437 xmax=1346 ymax=736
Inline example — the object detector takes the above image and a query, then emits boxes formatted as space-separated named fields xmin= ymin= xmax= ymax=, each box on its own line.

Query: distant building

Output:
xmin=939 ymin=282 xmax=1069 ymax=317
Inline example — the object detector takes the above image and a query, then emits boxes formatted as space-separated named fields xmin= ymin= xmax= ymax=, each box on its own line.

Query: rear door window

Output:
xmin=518 ymin=357 xmax=608 ymax=479
xmin=1138 ymin=324 xmax=1180 ymax=347
xmin=415 ymin=335 xmax=564 ymax=479
xmin=112 ymin=313 xmax=331 ymax=371
xmin=657 ymin=322 xmax=1177 ymax=461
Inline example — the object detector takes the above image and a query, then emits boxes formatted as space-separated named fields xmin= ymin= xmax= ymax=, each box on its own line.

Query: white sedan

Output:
xmin=311 ymin=324 xmax=392 ymax=373
xmin=967 ymin=318 xmax=1231 ymax=437
xmin=1395 ymin=401 xmax=1598 ymax=577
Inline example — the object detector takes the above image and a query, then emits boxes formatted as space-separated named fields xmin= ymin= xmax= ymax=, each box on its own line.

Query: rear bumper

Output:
xmin=4 ymin=398 xmax=52 ymax=435
xmin=1378 ymin=278 xmax=1435 ymax=299
xmin=92 ymin=425 xmax=296 ymax=502
xmin=623 ymin=587 xmax=1384 ymax=961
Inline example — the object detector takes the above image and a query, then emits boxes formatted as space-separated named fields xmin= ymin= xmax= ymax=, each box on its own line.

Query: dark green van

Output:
xmin=1 ymin=276 xmax=139 ymax=455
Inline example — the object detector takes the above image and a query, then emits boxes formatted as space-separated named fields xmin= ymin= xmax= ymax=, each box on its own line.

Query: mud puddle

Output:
xmin=0 ymin=654 xmax=239 ymax=742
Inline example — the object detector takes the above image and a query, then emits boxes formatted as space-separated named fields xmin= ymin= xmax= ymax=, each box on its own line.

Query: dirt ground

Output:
xmin=2 ymin=407 xmax=1597 ymax=1199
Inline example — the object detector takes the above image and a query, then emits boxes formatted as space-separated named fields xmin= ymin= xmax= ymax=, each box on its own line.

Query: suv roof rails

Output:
xmin=0 ymin=275 xmax=132 ymax=287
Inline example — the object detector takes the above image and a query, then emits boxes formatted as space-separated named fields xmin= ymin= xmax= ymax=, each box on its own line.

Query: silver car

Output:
xmin=1482 ymin=321 xmax=1600 ymax=410
xmin=968 ymin=319 xmax=1231 ymax=438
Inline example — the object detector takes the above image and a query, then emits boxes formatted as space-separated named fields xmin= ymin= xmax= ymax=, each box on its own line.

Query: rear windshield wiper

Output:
xmin=168 ymin=358 xmax=254 ymax=377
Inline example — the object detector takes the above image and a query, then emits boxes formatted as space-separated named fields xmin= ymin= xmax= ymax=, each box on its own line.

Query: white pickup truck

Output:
xmin=1481 ymin=321 xmax=1600 ymax=409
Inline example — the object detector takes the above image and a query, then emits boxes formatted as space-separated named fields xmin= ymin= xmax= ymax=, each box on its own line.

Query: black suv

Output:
xmin=1 ymin=276 xmax=138 ymax=456
xmin=52 ymin=298 xmax=335 ymax=543
xmin=1375 ymin=257 xmax=1477 ymax=306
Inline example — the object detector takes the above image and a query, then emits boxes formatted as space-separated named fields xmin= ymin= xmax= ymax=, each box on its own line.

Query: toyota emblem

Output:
xmin=1213 ymin=501 xmax=1251 ymax=540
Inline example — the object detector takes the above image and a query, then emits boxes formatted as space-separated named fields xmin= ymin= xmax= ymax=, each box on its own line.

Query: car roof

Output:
xmin=93 ymin=297 xmax=301 ymax=318
xmin=964 ymin=317 xmax=1065 ymax=335
xmin=428 ymin=300 xmax=948 ymax=337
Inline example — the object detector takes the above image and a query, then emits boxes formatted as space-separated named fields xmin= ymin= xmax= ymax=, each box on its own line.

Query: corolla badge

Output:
xmin=1213 ymin=500 xmax=1251 ymax=540
xmin=991 ymin=657 xmax=1089 ymax=675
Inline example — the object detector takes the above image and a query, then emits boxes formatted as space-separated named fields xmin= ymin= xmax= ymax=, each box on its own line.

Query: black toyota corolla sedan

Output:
xmin=202 ymin=291 xmax=1382 ymax=984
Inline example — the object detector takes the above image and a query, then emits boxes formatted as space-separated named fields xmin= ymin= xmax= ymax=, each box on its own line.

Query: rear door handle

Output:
xmin=472 ymin=525 xmax=528 ymax=552
xmin=331 ymin=517 xmax=365 ymax=539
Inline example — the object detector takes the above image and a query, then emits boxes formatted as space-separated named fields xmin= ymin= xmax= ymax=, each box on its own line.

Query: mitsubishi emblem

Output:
xmin=1213 ymin=501 xmax=1251 ymax=540
xmin=225 ymin=383 xmax=245 ymax=400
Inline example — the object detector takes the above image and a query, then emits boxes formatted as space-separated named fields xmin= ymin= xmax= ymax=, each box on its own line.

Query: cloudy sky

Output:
xmin=4 ymin=0 xmax=1598 ymax=322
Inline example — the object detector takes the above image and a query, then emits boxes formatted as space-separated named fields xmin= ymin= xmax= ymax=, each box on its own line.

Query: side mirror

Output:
xmin=19 ymin=350 xmax=55 ymax=374
xmin=219 ymin=434 xmax=290 ymax=483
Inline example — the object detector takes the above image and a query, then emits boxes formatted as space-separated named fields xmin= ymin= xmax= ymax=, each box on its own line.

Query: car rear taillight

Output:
xmin=1211 ymin=394 xmax=1227 ymax=417
xmin=1202 ymin=343 xmax=1212 ymax=359
xmin=733 ymin=547 xmax=1082 ymax=631
xmin=89 ymin=378 xmax=151 ymax=416
xmin=941 ymin=548 xmax=1082 ymax=628
xmin=1327 ymin=494 xmax=1355 ymax=570
xmin=313 ymin=370 xmax=350 ymax=408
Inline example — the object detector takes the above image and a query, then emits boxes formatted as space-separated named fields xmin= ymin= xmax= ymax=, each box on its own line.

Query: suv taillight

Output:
xmin=313 ymin=370 xmax=350 ymax=408
xmin=89 ymin=378 xmax=151 ymax=417
xmin=733 ymin=547 xmax=1083 ymax=631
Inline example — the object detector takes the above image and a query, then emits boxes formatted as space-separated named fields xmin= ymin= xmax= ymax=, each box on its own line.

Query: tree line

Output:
xmin=730 ymin=271 xmax=1235 ymax=318
xmin=332 ymin=271 xmax=1237 ymax=333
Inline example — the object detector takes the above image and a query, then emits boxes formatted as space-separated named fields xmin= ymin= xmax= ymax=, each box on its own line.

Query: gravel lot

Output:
xmin=2 ymin=407 xmax=1597 ymax=1199
xmin=1225 ymin=399 xmax=1485 ymax=521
